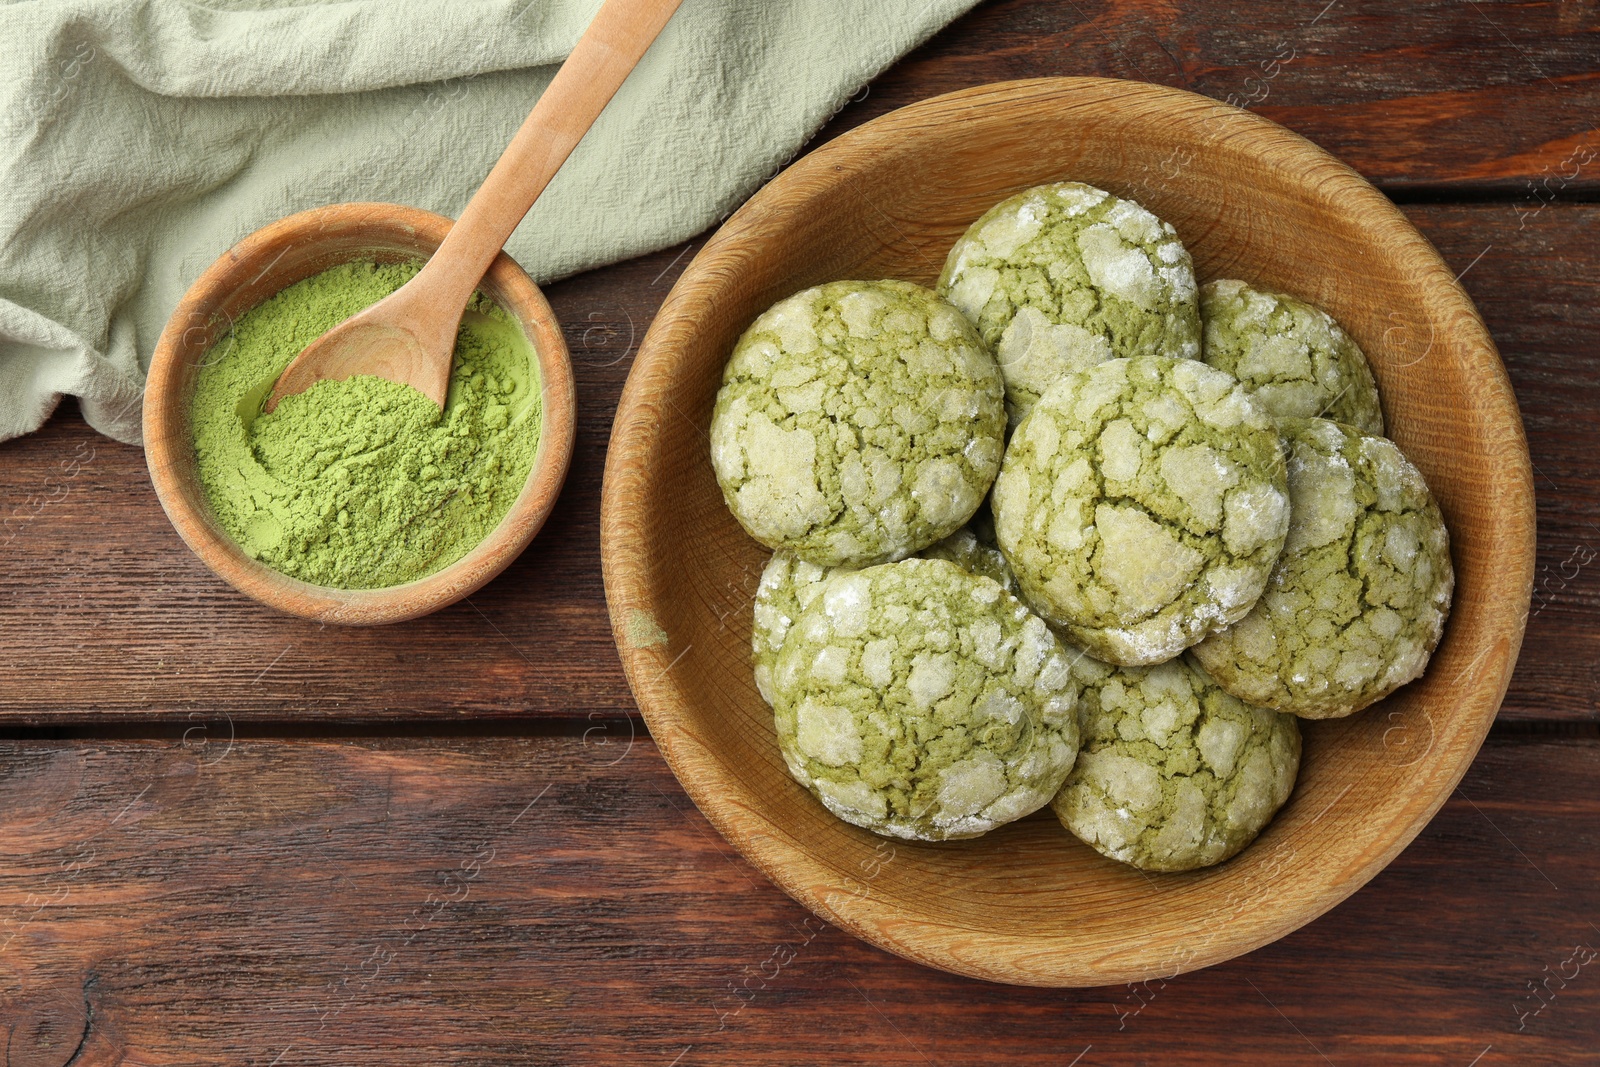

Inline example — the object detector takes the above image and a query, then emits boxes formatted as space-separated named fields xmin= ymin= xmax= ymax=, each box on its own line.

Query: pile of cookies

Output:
xmin=709 ymin=182 xmax=1453 ymax=872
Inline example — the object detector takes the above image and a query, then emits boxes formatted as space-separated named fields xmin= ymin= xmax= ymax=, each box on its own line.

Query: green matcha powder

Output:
xmin=192 ymin=261 xmax=542 ymax=589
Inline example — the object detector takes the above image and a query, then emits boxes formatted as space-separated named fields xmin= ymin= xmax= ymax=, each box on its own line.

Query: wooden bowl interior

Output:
xmin=604 ymin=79 xmax=1532 ymax=986
xmin=144 ymin=204 xmax=575 ymax=625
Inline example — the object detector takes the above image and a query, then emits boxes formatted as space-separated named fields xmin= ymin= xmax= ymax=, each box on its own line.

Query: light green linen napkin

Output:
xmin=0 ymin=0 xmax=978 ymax=445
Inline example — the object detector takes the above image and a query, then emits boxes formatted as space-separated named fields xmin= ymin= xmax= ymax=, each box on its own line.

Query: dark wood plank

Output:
xmin=1409 ymin=203 xmax=1600 ymax=724
xmin=1 ymin=203 xmax=1591 ymax=723
xmin=838 ymin=0 xmax=1600 ymax=194
xmin=0 ymin=731 xmax=1595 ymax=1064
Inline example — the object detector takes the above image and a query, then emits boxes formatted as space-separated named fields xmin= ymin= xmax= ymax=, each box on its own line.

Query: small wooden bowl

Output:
xmin=144 ymin=203 xmax=575 ymax=625
xmin=601 ymin=79 xmax=1535 ymax=986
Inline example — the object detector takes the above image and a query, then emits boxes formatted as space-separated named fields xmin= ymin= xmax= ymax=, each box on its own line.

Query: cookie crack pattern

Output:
xmin=1053 ymin=655 xmax=1299 ymax=871
xmin=1199 ymin=279 xmax=1383 ymax=435
xmin=770 ymin=559 xmax=1080 ymax=841
xmin=1190 ymin=417 xmax=1452 ymax=718
xmin=710 ymin=280 xmax=1005 ymax=567
xmin=938 ymin=181 xmax=1202 ymax=425
xmin=994 ymin=354 xmax=1288 ymax=665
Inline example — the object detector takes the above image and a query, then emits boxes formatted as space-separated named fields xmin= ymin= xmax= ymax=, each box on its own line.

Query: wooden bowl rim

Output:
xmin=143 ymin=202 xmax=576 ymax=625
xmin=601 ymin=77 xmax=1534 ymax=985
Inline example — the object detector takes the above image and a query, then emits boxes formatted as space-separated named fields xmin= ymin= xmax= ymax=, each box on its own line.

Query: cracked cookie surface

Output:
xmin=1201 ymin=279 xmax=1384 ymax=434
xmin=771 ymin=558 xmax=1080 ymax=841
xmin=710 ymin=280 xmax=1005 ymax=567
xmin=937 ymin=182 xmax=1201 ymax=426
xmin=752 ymin=550 xmax=855 ymax=706
xmin=920 ymin=523 xmax=1018 ymax=595
xmin=1052 ymin=654 xmax=1300 ymax=871
xmin=993 ymin=355 xmax=1290 ymax=666
xmin=754 ymin=524 xmax=1018 ymax=706
xmin=1190 ymin=417 xmax=1453 ymax=718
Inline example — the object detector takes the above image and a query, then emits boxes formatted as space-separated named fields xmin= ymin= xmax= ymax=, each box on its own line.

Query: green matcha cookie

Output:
xmin=1190 ymin=417 xmax=1453 ymax=718
xmin=710 ymin=280 xmax=1006 ymax=568
xmin=993 ymin=355 xmax=1290 ymax=666
xmin=771 ymin=558 xmax=1080 ymax=841
xmin=753 ymin=528 xmax=1015 ymax=707
xmin=920 ymin=524 xmax=1018 ymax=595
xmin=1052 ymin=654 xmax=1300 ymax=871
xmin=937 ymin=182 xmax=1201 ymax=426
xmin=752 ymin=550 xmax=855 ymax=706
xmin=1201 ymin=280 xmax=1384 ymax=434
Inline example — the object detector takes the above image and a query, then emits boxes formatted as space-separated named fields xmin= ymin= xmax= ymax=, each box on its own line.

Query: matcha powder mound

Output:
xmin=192 ymin=261 xmax=542 ymax=589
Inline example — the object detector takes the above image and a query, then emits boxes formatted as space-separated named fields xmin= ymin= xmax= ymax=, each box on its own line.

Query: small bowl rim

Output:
xmin=600 ymin=76 xmax=1535 ymax=986
xmin=144 ymin=202 xmax=576 ymax=625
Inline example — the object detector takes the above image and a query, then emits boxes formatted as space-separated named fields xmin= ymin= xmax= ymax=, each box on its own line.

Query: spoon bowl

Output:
xmin=266 ymin=306 xmax=455 ymax=413
xmin=144 ymin=202 xmax=576 ymax=625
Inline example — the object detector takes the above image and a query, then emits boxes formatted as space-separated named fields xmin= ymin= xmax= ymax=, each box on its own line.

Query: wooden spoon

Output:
xmin=265 ymin=0 xmax=685 ymax=413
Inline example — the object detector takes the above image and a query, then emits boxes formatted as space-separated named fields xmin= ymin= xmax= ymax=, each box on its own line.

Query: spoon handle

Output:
xmin=425 ymin=0 xmax=687 ymax=310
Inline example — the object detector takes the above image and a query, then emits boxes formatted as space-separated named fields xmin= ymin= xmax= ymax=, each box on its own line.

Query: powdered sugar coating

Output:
xmin=992 ymin=355 xmax=1290 ymax=666
xmin=919 ymin=523 xmax=1018 ymax=595
xmin=1201 ymin=279 xmax=1384 ymax=434
xmin=771 ymin=558 xmax=1080 ymax=841
xmin=1190 ymin=417 xmax=1453 ymax=718
xmin=1052 ymin=654 xmax=1300 ymax=871
xmin=710 ymin=280 xmax=1005 ymax=567
xmin=938 ymin=182 xmax=1201 ymax=427
xmin=751 ymin=550 xmax=856 ymax=706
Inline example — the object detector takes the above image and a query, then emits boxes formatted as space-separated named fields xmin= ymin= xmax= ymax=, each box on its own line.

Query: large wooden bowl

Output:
xmin=145 ymin=203 xmax=575 ymax=625
xmin=600 ymin=78 xmax=1533 ymax=986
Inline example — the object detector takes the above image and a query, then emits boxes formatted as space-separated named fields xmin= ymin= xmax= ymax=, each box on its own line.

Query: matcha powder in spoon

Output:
xmin=191 ymin=261 xmax=542 ymax=589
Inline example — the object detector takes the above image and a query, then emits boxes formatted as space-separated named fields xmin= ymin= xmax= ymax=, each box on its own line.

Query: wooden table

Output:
xmin=2 ymin=2 xmax=1596 ymax=1062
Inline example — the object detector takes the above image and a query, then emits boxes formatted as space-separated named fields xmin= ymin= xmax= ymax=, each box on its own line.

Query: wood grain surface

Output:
xmin=843 ymin=0 xmax=1600 ymax=194
xmin=0 ymin=732 xmax=1595 ymax=1064
xmin=1 ymin=0 xmax=1596 ymax=1060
